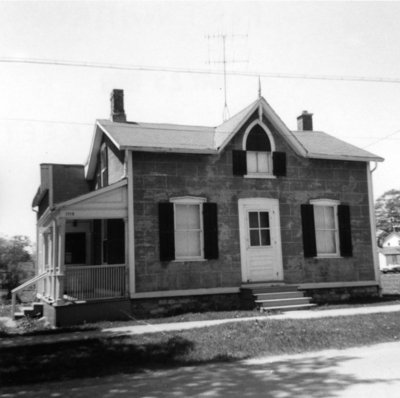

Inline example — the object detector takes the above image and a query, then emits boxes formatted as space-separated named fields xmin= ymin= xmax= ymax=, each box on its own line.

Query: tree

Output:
xmin=375 ymin=189 xmax=400 ymax=232
xmin=0 ymin=235 xmax=33 ymax=299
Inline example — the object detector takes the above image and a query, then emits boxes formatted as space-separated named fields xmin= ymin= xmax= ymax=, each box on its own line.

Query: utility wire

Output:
xmin=0 ymin=117 xmax=92 ymax=126
xmin=363 ymin=129 xmax=400 ymax=149
xmin=1 ymin=117 xmax=399 ymax=147
xmin=2 ymin=57 xmax=400 ymax=84
xmin=1 ymin=57 xmax=400 ymax=147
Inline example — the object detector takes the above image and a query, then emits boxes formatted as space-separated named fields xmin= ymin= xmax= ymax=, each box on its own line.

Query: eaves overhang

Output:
xmin=305 ymin=152 xmax=384 ymax=163
xmin=119 ymin=145 xmax=217 ymax=154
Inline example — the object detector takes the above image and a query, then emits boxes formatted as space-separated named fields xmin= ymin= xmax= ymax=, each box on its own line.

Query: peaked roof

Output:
xmin=383 ymin=231 xmax=400 ymax=243
xmin=86 ymin=97 xmax=383 ymax=179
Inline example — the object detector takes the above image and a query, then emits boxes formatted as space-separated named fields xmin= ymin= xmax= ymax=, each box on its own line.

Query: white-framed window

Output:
xmin=246 ymin=151 xmax=272 ymax=174
xmin=310 ymin=199 xmax=340 ymax=257
xmin=248 ymin=211 xmax=271 ymax=247
xmin=170 ymin=196 xmax=206 ymax=261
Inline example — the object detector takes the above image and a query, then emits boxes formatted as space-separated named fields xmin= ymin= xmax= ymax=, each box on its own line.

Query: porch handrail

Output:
xmin=66 ymin=264 xmax=125 ymax=269
xmin=11 ymin=271 xmax=49 ymax=317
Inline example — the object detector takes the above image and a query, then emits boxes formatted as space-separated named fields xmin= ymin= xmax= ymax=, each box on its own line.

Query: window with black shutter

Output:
xmin=301 ymin=204 xmax=317 ymax=258
xmin=158 ymin=198 xmax=219 ymax=262
xmin=301 ymin=200 xmax=353 ymax=258
xmin=203 ymin=202 xmax=219 ymax=259
xmin=338 ymin=205 xmax=353 ymax=257
xmin=158 ymin=202 xmax=175 ymax=261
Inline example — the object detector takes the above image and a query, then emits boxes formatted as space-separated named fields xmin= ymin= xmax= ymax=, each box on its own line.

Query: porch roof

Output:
xmin=37 ymin=180 xmax=128 ymax=227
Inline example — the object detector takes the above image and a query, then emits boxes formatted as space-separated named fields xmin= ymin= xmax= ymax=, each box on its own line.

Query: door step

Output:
xmin=260 ymin=303 xmax=317 ymax=312
xmin=14 ymin=302 xmax=44 ymax=320
xmin=240 ymin=284 xmax=316 ymax=312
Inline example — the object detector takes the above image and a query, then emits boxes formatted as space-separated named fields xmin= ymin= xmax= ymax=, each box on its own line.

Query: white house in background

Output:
xmin=381 ymin=232 xmax=400 ymax=247
xmin=379 ymin=232 xmax=400 ymax=271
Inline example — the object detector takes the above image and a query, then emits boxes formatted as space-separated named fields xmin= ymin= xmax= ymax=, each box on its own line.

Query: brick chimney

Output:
xmin=297 ymin=111 xmax=313 ymax=131
xmin=110 ymin=89 xmax=126 ymax=122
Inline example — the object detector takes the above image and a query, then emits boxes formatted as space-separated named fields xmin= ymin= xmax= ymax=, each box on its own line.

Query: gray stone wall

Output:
xmin=132 ymin=112 xmax=375 ymax=292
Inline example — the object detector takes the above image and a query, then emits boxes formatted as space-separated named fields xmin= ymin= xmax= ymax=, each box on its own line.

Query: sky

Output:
xmin=1 ymin=0 xmax=400 ymax=242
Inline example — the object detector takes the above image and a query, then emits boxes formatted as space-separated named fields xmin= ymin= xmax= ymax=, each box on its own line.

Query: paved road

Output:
xmin=2 ymin=341 xmax=400 ymax=397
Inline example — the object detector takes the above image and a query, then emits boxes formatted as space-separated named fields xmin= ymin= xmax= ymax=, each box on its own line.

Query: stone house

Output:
xmin=25 ymin=89 xmax=383 ymax=326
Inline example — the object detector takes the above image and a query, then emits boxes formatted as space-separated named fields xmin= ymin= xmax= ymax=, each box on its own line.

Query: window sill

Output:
xmin=314 ymin=255 xmax=343 ymax=259
xmin=244 ymin=173 xmax=276 ymax=179
xmin=173 ymin=258 xmax=207 ymax=263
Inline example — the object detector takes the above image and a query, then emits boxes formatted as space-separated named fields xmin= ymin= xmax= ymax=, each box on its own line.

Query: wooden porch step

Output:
xmin=13 ymin=302 xmax=44 ymax=320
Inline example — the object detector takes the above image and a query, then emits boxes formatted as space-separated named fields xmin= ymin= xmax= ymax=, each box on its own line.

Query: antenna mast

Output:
xmin=206 ymin=33 xmax=248 ymax=121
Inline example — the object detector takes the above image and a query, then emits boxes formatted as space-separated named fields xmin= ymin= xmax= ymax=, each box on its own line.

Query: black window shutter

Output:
xmin=158 ymin=203 xmax=175 ymax=261
xmin=301 ymin=204 xmax=317 ymax=258
xmin=203 ymin=203 xmax=219 ymax=259
xmin=232 ymin=150 xmax=247 ymax=176
xmin=273 ymin=152 xmax=287 ymax=177
xmin=338 ymin=205 xmax=353 ymax=257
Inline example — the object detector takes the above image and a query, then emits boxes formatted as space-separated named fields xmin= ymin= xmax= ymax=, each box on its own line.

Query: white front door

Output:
xmin=238 ymin=198 xmax=283 ymax=282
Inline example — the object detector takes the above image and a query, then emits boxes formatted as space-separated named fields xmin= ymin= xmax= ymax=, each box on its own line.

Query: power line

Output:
xmin=0 ymin=118 xmax=92 ymax=126
xmin=2 ymin=57 xmax=400 ymax=84
xmin=363 ymin=129 xmax=400 ymax=149
xmin=1 ymin=116 xmax=399 ymax=147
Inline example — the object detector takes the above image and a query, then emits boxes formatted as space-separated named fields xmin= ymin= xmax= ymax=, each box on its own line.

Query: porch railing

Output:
xmin=11 ymin=271 xmax=49 ymax=317
xmin=65 ymin=264 xmax=126 ymax=301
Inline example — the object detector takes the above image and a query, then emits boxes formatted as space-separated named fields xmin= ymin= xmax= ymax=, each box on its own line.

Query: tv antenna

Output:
xmin=206 ymin=33 xmax=248 ymax=121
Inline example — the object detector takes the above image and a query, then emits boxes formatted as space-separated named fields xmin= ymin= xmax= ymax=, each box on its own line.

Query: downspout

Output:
xmin=367 ymin=162 xmax=380 ymax=294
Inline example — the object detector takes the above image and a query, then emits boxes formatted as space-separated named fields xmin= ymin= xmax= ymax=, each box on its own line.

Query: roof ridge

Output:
xmin=98 ymin=119 xmax=214 ymax=131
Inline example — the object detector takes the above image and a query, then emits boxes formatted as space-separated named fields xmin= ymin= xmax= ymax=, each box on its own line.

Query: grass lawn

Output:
xmin=1 ymin=311 xmax=400 ymax=387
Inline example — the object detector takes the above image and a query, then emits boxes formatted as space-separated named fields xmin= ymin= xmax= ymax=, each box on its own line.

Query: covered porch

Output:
xmin=36 ymin=180 xmax=130 ymax=305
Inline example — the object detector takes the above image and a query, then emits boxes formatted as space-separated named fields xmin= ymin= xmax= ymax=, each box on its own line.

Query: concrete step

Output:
xmin=14 ymin=302 xmax=44 ymax=320
xmin=255 ymin=291 xmax=305 ymax=300
xmin=14 ymin=312 xmax=24 ymax=320
xmin=260 ymin=303 xmax=317 ymax=312
xmin=242 ymin=285 xmax=300 ymax=294
xmin=256 ymin=297 xmax=312 ymax=307
xmin=32 ymin=302 xmax=44 ymax=312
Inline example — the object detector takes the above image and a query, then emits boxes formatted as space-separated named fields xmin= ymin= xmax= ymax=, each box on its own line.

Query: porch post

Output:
xmin=55 ymin=218 xmax=66 ymax=305
xmin=51 ymin=220 xmax=58 ymax=301
xmin=124 ymin=217 xmax=129 ymax=297
xmin=42 ymin=230 xmax=50 ymax=298
xmin=38 ymin=230 xmax=45 ymax=296
xmin=50 ymin=224 xmax=57 ymax=301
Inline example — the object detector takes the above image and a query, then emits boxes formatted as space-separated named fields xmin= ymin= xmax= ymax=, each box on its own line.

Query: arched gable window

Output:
xmin=232 ymin=120 xmax=286 ymax=178
xmin=246 ymin=124 xmax=271 ymax=151
xmin=245 ymin=124 xmax=272 ymax=174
